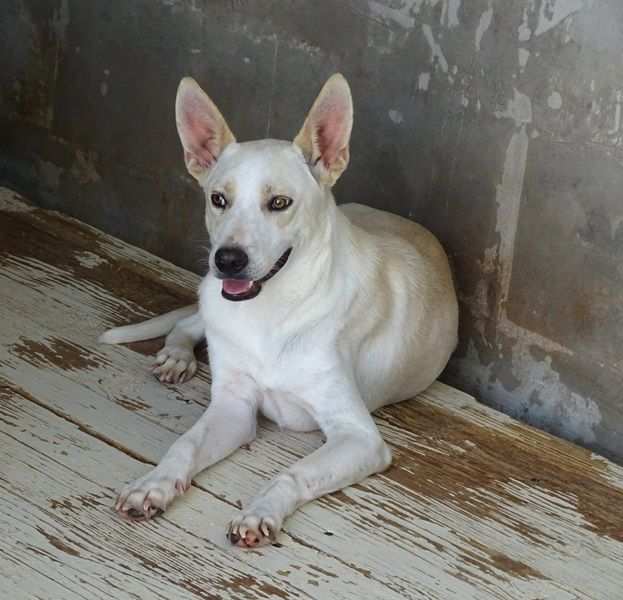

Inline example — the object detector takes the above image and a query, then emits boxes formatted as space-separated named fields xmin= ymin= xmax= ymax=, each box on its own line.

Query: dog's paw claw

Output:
xmin=228 ymin=514 xmax=279 ymax=548
xmin=115 ymin=471 xmax=188 ymax=521
xmin=152 ymin=347 xmax=197 ymax=384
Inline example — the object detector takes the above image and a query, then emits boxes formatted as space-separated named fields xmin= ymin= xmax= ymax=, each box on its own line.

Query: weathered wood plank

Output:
xmin=2 ymin=188 xmax=623 ymax=599
xmin=1 ymin=387 xmax=405 ymax=600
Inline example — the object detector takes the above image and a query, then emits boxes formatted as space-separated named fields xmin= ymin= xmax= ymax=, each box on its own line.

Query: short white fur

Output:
xmin=100 ymin=74 xmax=458 ymax=548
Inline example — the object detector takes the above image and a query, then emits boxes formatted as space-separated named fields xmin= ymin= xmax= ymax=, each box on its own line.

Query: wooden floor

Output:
xmin=2 ymin=188 xmax=623 ymax=600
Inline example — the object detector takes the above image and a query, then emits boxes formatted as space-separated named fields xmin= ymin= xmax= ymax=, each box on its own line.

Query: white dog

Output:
xmin=100 ymin=73 xmax=458 ymax=548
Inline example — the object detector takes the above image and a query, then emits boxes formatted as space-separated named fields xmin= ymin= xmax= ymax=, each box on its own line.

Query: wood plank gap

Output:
xmin=4 ymin=379 xmax=155 ymax=466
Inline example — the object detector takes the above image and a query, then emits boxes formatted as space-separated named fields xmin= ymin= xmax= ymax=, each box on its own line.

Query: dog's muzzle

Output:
xmin=221 ymin=248 xmax=292 ymax=302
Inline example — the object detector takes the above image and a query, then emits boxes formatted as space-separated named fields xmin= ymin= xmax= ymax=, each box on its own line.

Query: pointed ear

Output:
xmin=294 ymin=73 xmax=353 ymax=187
xmin=175 ymin=77 xmax=236 ymax=180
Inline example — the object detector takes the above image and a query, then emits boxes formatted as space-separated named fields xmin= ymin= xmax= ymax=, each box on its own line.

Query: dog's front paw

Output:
xmin=152 ymin=346 xmax=197 ymax=384
xmin=227 ymin=511 xmax=281 ymax=548
xmin=115 ymin=469 xmax=189 ymax=521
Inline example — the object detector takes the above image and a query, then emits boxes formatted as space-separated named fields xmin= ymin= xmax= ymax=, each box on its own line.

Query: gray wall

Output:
xmin=2 ymin=0 xmax=623 ymax=461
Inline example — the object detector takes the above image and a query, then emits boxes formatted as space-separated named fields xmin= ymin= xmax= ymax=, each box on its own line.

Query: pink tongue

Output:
xmin=222 ymin=279 xmax=254 ymax=295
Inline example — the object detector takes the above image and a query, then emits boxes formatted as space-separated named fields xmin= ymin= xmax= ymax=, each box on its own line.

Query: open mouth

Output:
xmin=221 ymin=248 xmax=292 ymax=302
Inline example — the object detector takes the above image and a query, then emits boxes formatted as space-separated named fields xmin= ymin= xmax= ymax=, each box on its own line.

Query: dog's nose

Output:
xmin=215 ymin=246 xmax=249 ymax=276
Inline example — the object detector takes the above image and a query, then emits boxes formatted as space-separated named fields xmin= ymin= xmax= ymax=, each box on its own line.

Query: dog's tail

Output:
xmin=98 ymin=304 xmax=198 ymax=344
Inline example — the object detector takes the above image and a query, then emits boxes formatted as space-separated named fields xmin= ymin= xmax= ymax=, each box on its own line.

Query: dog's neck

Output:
xmin=261 ymin=187 xmax=362 ymax=328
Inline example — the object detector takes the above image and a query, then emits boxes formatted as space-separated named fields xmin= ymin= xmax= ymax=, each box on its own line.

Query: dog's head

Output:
xmin=175 ymin=74 xmax=353 ymax=301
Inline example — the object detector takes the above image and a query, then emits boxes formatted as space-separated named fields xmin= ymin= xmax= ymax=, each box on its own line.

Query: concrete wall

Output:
xmin=2 ymin=0 xmax=623 ymax=461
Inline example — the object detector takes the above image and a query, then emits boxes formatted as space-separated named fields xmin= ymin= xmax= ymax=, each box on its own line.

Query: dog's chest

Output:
xmin=214 ymin=336 xmax=321 ymax=432
xmin=200 ymin=277 xmax=331 ymax=432
xmin=259 ymin=389 xmax=319 ymax=432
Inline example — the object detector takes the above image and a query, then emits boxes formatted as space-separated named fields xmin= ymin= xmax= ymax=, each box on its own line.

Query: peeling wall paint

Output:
xmin=441 ymin=0 xmax=461 ymax=29
xmin=422 ymin=24 xmax=449 ymax=73
xmin=533 ymin=0 xmax=589 ymax=37
xmin=2 ymin=0 xmax=623 ymax=461
xmin=475 ymin=4 xmax=493 ymax=51
xmin=518 ymin=48 xmax=530 ymax=71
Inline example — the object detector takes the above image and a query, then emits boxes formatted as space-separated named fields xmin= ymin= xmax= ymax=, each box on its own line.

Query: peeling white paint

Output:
xmin=75 ymin=251 xmax=108 ymax=269
xmin=495 ymin=88 xmax=533 ymax=125
xmin=495 ymin=125 xmax=529 ymax=302
xmin=475 ymin=5 xmax=493 ymax=51
xmin=518 ymin=24 xmax=531 ymax=42
xmin=547 ymin=91 xmax=563 ymax=110
xmin=368 ymin=0 xmax=462 ymax=31
xmin=518 ymin=5 xmax=532 ymax=42
xmin=592 ymin=454 xmax=623 ymax=490
xmin=51 ymin=0 xmax=70 ymax=46
xmin=234 ymin=25 xmax=322 ymax=57
xmin=534 ymin=0 xmax=588 ymax=37
xmin=418 ymin=72 xmax=431 ymax=91
xmin=518 ymin=48 xmax=530 ymax=72
xmin=388 ymin=109 xmax=404 ymax=124
xmin=441 ymin=0 xmax=461 ymax=28
xmin=422 ymin=24 xmax=448 ymax=73
xmin=610 ymin=215 xmax=623 ymax=239
xmin=607 ymin=90 xmax=621 ymax=135
xmin=456 ymin=323 xmax=599 ymax=445
xmin=0 ymin=190 xmax=36 ymax=213
xmin=367 ymin=0 xmax=419 ymax=30
xmin=365 ymin=0 xmax=472 ymax=31
xmin=492 ymin=90 xmax=532 ymax=330
xmin=497 ymin=347 xmax=600 ymax=444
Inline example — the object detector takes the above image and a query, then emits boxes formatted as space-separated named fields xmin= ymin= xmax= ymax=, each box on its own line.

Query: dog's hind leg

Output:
xmin=228 ymin=380 xmax=392 ymax=548
xmin=152 ymin=311 xmax=205 ymax=383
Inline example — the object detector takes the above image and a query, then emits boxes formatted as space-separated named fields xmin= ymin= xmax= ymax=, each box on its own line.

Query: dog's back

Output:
xmin=338 ymin=203 xmax=458 ymax=409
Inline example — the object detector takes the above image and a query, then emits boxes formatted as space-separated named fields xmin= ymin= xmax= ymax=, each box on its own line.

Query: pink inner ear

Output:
xmin=313 ymin=100 xmax=350 ymax=168
xmin=178 ymin=96 xmax=222 ymax=168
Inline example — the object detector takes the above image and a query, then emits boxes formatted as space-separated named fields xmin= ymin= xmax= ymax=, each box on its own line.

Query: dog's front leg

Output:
xmin=228 ymin=383 xmax=392 ymax=548
xmin=115 ymin=375 xmax=258 ymax=520
xmin=153 ymin=311 xmax=205 ymax=384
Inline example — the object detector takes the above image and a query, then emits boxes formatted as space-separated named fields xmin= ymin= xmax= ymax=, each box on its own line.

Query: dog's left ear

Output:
xmin=176 ymin=77 xmax=236 ymax=180
xmin=294 ymin=73 xmax=353 ymax=187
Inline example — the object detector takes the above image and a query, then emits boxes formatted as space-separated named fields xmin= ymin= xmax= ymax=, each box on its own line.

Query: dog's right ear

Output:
xmin=175 ymin=77 xmax=236 ymax=180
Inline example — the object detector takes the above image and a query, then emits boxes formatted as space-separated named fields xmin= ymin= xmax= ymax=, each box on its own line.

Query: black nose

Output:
xmin=215 ymin=246 xmax=249 ymax=276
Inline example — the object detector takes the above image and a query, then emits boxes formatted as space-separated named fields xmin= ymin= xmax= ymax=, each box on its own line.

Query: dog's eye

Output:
xmin=210 ymin=192 xmax=227 ymax=209
xmin=269 ymin=195 xmax=292 ymax=211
